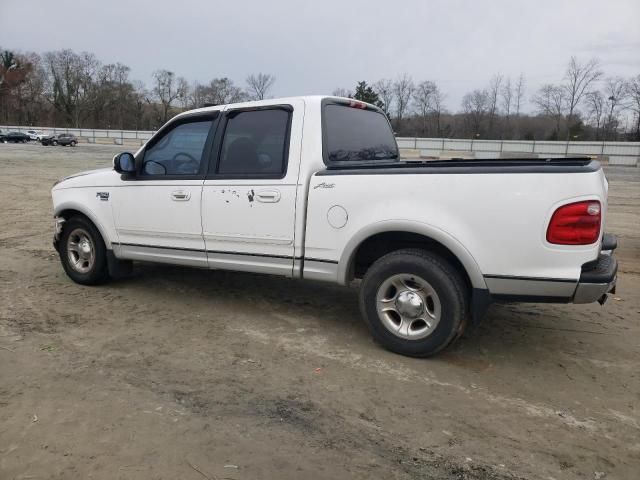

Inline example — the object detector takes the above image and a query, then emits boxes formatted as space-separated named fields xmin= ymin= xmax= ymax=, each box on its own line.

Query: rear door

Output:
xmin=201 ymin=99 xmax=304 ymax=276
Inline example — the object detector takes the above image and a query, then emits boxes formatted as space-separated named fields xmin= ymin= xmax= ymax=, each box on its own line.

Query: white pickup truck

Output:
xmin=51 ymin=96 xmax=618 ymax=357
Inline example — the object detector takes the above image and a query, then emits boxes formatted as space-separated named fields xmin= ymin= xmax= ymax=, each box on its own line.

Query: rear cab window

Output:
xmin=322 ymin=100 xmax=399 ymax=166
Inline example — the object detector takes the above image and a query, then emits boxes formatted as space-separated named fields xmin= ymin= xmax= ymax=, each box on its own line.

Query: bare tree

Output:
xmin=113 ymin=63 xmax=134 ymax=129
xmin=246 ymin=73 xmax=275 ymax=100
xmin=487 ymin=74 xmax=503 ymax=135
xmin=6 ymin=52 xmax=46 ymax=126
xmin=500 ymin=77 xmax=514 ymax=138
xmin=207 ymin=77 xmax=246 ymax=105
xmin=585 ymin=91 xmax=605 ymax=139
xmin=413 ymin=80 xmax=437 ymax=135
xmin=393 ymin=74 xmax=414 ymax=130
xmin=501 ymin=77 xmax=513 ymax=119
xmin=373 ymin=78 xmax=394 ymax=117
xmin=132 ymin=80 xmax=146 ymax=130
xmin=461 ymin=89 xmax=489 ymax=136
xmin=176 ymin=76 xmax=189 ymax=110
xmin=189 ymin=81 xmax=206 ymax=109
xmin=603 ymin=77 xmax=629 ymax=140
xmin=43 ymin=49 xmax=99 ymax=127
xmin=532 ymin=84 xmax=565 ymax=138
xmin=628 ymin=74 xmax=640 ymax=140
xmin=431 ymin=85 xmax=445 ymax=137
xmin=563 ymin=57 xmax=603 ymax=128
xmin=514 ymin=73 xmax=526 ymax=116
xmin=149 ymin=69 xmax=182 ymax=124
xmin=332 ymin=87 xmax=352 ymax=98
xmin=191 ymin=77 xmax=246 ymax=107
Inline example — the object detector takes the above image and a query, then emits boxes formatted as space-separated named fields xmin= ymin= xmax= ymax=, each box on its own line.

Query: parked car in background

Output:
xmin=40 ymin=135 xmax=58 ymax=146
xmin=56 ymin=133 xmax=78 ymax=146
xmin=1 ymin=131 xmax=31 ymax=143
xmin=41 ymin=133 xmax=78 ymax=147
xmin=27 ymin=130 xmax=46 ymax=141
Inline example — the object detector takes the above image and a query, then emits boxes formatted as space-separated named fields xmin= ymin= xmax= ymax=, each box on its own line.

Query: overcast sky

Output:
xmin=1 ymin=0 xmax=639 ymax=112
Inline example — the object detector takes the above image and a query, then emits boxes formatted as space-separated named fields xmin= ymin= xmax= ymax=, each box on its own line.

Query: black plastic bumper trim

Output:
xmin=579 ymin=254 xmax=618 ymax=284
xmin=601 ymin=233 xmax=617 ymax=251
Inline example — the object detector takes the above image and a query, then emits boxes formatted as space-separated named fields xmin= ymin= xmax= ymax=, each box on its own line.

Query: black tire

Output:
xmin=52 ymin=140 xmax=58 ymax=146
xmin=359 ymin=248 xmax=468 ymax=357
xmin=70 ymin=140 xmax=77 ymax=147
xmin=58 ymin=215 xmax=110 ymax=285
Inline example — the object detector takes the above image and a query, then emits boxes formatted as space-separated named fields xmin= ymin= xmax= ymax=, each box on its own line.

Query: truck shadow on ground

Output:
xmin=106 ymin=262 xmax=606 ymax=369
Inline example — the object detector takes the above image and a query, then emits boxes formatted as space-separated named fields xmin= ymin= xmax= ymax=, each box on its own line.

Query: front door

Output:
xmin=112 ymin=113 xmax=219 ymax=267
xmin=201 ymin=100 xmax=304 ymax=276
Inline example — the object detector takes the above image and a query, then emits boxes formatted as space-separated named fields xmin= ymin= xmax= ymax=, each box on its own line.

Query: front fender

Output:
xmin=53 ymin=199 xmax=116 ymax=250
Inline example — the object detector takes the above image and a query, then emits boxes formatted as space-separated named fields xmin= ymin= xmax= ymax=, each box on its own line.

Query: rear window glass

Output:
xmin=217 ymin=109 xmax=290 ymax=176
xmin=323 ymin=104 xmax=398 ymax=163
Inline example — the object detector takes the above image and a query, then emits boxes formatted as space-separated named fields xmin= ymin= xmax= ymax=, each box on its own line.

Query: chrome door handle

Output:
xmin=171 ymin=190 xmax=191 ymax=201
xmin=255 ymin=190 xmax=281 ymax=203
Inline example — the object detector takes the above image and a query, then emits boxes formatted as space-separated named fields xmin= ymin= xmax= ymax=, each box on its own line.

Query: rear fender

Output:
xmin=338 ymin=220 xmax=486 ymax=289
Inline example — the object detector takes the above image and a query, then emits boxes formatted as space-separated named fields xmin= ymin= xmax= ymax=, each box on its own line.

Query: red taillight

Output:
xmin=547 ymin=201 xmax=601 ymax=245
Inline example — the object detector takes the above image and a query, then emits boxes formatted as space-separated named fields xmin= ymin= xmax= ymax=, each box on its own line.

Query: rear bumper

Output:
xmin=572 ymin=238 xmax=618 ymax=304
xmin=472 ymin=234 xmax=619 ymax=323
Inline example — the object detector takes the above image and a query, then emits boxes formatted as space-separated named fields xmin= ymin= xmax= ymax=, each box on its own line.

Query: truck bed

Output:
xmin=306 ymin=155 xmax=608 ymax=296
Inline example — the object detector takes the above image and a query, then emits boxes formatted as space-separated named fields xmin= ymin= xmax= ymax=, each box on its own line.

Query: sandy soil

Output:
xmin=1 ymin=143 xmax=639 ymax=480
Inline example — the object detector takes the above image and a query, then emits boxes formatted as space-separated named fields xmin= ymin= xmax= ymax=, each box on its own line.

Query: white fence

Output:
xmin=396 ymin=137 xmax=640 ymax=166
xmin=2 ymin=125 xmax=639 ymax=166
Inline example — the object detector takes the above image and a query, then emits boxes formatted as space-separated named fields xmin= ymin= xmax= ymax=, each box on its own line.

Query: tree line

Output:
xmin=0 ymin=48 xmax=276 ymax=131
xmin=1 ymin=47 xmax=639 ymax=141
xmin=336 ymin=58 xmax=639 ymax=141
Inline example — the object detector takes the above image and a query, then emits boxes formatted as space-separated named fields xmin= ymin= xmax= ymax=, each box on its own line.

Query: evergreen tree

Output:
xmin=353 ymin=81 xmax=383 ymax=108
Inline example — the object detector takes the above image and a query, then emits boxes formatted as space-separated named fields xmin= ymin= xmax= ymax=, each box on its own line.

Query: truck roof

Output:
xmin=177 ymin=95 xmax=378 ymax=118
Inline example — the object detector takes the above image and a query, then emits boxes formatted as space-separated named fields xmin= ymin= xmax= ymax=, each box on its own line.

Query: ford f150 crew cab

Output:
xmin=51 ymin=96 xmax=618 ymax=357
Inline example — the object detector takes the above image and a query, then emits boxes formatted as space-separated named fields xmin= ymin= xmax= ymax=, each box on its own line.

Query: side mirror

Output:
xmin=113 ymin=152 xmax=136 ymax=174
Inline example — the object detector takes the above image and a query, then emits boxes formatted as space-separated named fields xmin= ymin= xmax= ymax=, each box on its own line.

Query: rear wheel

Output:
xmin=359 ymin=248 xmax=468 ymax=357
xmin=70 ymin=140 xmax=77 ymax=147
xmin=58 ymin=216 xmax=110 ymax=285
xmin=52 ymin=140 xmax=58 ymax=146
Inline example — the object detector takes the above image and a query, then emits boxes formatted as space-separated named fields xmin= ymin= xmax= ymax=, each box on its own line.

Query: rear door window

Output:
xmin=323 ymin=103 xmax=398 ymax=164
xmin=216 ymin=108 xmax=291 ymax=177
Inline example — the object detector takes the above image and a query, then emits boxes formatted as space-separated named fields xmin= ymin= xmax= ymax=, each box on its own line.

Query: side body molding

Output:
xmin=337 ymin=220 xmax=487 ymax=289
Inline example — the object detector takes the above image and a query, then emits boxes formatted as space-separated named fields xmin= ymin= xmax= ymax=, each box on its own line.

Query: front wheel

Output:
xmin=70 ymin=140 xmax=77 ymax=147
xmin=359 ymin=249 xmax=468 ymax=357
xmin=52 ymin=140 xmax=58 ymax=146
xmin=58 ymin=216 xmax=110 ymax=285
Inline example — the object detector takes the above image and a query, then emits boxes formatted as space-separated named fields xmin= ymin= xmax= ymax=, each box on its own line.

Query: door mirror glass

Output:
xmin=113 ymin=152 xmax=136 ymax=173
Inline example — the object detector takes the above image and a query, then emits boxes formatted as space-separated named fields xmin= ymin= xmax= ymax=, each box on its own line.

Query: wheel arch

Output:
xmin=338 ymin=220 xmax=486 ymax=289
xmin=54 ymin=202 xmax=113 ymax=249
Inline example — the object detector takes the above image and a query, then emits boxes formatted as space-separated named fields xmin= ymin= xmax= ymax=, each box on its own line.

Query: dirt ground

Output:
xmin=0 ymin=143 xmax=638 ymax=480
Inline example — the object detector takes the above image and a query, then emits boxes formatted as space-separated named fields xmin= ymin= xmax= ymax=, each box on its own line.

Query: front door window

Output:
xmin=142 ymin=120 xmax=213 ymax=176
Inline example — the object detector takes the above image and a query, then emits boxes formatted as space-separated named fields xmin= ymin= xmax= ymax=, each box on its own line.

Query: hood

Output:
xmin=52 ymin=168 xmax=120 ymax=190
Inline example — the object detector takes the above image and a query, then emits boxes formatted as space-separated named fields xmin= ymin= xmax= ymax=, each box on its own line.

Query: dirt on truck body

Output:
xmin=1 ymin=143 xmax=639 ymax=480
